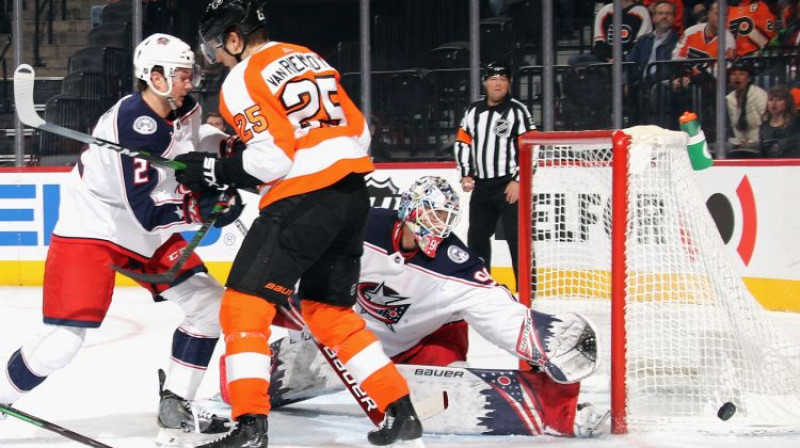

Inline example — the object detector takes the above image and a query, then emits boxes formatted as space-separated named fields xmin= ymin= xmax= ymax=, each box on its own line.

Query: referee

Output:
xmin=454 ymin=62 xmax=535 ymax=287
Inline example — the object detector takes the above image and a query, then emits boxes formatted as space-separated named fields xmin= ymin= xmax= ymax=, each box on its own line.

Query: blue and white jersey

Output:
xmin=53 ymin=92 xmax=202 ymax=257
xmin=358 ymin=208 xmax=527 ymax=358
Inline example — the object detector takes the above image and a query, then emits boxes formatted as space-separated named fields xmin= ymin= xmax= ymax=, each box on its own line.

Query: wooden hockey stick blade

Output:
xmin=13 ymin=64 xmax=185 ymax=170
xmin=110 ymin=205 xmax=222 ymax=284
xmin=0 ymin=403 xmax=115 ymax=448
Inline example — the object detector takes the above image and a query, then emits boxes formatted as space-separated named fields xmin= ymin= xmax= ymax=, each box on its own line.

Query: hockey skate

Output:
xmin=367 ymin=395 xmax=424 ymax=447
xmin=196 ymin=414 xmax=268 ymax=448
xmin=156 ymin=370 xmax=231 ymax=446
xmin=573 ymin=402 xmax=610 ymax=437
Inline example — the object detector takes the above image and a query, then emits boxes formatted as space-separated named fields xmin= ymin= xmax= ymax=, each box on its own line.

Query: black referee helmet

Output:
xmin=483 ymin=61 xmax=511 ymax=81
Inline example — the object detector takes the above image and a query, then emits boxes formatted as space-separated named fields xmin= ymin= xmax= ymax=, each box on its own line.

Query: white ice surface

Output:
xmin=1 ymin=286 xmax=799 ymax=447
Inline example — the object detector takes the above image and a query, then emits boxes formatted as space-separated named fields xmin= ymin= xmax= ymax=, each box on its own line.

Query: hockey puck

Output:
xmin=717 ymin=402 xmax=736 ymax=421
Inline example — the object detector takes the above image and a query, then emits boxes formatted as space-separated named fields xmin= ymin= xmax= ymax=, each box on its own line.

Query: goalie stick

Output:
xmin=13 ymin=64 xmax=185 ymax=170
xmin=0 ymin=403 xmax=114 ymax=448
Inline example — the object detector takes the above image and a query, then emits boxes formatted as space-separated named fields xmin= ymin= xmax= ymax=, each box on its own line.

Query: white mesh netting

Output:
xmin=525 ymin=126 xmax=800 ymax=433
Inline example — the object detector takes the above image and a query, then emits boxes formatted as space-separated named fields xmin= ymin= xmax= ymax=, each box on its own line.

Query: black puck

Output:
xmin=717 ymin=402 xmax=736 ymax=421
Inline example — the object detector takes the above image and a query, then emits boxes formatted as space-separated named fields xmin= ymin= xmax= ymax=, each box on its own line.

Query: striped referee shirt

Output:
xmin=454 ymin=95 xmax=535 ymax=181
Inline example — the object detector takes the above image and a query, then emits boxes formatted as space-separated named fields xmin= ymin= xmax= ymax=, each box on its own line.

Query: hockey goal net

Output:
xmin=518 ymin=126 xmax=800 ymax=434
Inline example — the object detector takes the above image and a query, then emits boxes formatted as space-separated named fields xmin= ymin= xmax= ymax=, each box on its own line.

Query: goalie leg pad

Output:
xmin=516 ymin=310 xmax=599 ymax=384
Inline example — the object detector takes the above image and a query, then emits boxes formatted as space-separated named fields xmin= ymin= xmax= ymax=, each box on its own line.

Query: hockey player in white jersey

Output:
xmin=246 ymin=176 xmax=604 ymax=436
xmin=0 ymin=34 xmax=241 ymax=436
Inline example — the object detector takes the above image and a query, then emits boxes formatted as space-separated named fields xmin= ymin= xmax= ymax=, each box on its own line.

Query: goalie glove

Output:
xmin=516 ymin=309 xmax=599 ymax=384
xmin=183 ymin=189 xmax=245 ymax=228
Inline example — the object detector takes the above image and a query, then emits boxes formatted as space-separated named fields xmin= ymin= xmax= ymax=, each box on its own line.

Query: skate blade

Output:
xmin=156 ymin=428 xmax=220 ymax=448
xmin=390 ymin=438 xmax=426 ymax=448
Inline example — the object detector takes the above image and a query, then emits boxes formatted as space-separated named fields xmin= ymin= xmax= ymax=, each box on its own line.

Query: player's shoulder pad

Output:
xmin=410 ymin=234 xmax=487 ymax=283
xmin=116 ymin=92 xmax=172 ymax=153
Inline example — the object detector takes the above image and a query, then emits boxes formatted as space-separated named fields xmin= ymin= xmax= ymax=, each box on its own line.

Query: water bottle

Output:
xmin=679 ymin=111 xmax=714 ymax=171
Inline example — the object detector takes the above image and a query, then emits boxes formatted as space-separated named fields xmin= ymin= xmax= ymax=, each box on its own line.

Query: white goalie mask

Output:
xmin=133 ymin=33 xmax=199 ymax=98
xmin=398 ymin=176 xmax=461 ymax=257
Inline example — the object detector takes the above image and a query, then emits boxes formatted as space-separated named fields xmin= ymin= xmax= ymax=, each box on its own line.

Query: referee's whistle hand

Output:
xmin=461 ymin=177 xmax=475 ymax=193
xmin=505 ymin=180 xmax=520 ymax=204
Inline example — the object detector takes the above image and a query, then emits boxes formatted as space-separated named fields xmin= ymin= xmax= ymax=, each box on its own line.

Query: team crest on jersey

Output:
xmin=447 ymin=245 xmax=470 ymax=264
xmin=494 ymin=118 xmax=511 ymax=138
xmin=356 ymin=282 xmax=410 ymax=332
xmin=133 ymin=116 xmax=157 ymax=135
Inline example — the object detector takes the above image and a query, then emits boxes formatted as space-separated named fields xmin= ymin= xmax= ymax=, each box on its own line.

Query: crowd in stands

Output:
xmin=579 ymin=0 xmax=800 ymax=158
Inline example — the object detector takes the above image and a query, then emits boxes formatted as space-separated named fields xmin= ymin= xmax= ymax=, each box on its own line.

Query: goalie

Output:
xmin=225 ymin=176 xmax=605 ymax=437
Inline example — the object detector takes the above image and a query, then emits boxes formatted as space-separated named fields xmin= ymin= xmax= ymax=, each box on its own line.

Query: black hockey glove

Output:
xmin=175 ymin=152 xmax=223 ymax=192
xmin=183 ymin=189 xmax=245 ymax=228
xmin=175 ymin=151 xmax=263 ymax=192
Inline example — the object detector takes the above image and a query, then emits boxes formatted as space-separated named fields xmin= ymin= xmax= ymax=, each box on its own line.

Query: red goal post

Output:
xmin=516 ymin=128 xmax=800 ymax=435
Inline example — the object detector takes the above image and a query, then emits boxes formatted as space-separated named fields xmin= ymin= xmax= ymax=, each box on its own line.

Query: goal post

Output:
xmin=517 ymin=126 xmax=800 ymax=434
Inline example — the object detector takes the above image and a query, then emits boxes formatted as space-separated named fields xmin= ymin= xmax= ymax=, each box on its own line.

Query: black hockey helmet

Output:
xmin=199 ymin=0 xmax=268 ymax=63
xmin=483 ymin=61 xmax=511 ymax=81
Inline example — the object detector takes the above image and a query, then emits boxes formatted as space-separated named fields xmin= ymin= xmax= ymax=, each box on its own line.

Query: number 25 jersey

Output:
xmin=218 ymin=41 xmax=374 ymax=209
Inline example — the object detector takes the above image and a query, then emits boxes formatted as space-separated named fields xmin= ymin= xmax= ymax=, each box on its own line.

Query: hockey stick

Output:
xmin=0 ymin=403 xmax=114 ymax=448
xmin=110 ymin=203 xmax=224 ymax=284
xmin=13 ymin=64 xmax=185 ymax=170
xmin=275 ymin=304 xmax=448 ymax=426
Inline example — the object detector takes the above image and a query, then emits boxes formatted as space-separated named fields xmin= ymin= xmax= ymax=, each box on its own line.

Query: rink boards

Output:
xmin=1 ymin=160 xmax=799 ymax=311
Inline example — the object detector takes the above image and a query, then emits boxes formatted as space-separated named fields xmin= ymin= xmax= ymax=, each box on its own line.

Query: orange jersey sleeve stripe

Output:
xmin=258 ymin=155 xmax=374 ymax=209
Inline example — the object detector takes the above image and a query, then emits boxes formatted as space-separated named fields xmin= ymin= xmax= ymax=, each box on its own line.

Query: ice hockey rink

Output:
xmin=2 ymin=286 xmax=800 ymax=448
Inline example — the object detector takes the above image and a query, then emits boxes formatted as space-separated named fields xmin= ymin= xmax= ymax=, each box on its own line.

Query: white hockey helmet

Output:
xmin=398 ymin=176 xmax=461 ymax=257
xmin=133 ymin=33 xmax=197 ymax=97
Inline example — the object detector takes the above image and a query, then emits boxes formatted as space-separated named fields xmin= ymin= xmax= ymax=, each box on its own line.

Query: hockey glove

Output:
xmin=175 ymin=151 xmax=263 ymax=192
xmin=175 ymin=152 xmax=223 ymax=192
xmin=183 ymin=189 xmax=245 ymax=228
xmin=219 ymin=135 xmax=246 ymax=159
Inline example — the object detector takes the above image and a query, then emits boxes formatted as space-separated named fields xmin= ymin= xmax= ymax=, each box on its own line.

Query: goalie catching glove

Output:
xmin=174 ymin=151 xmax=262 ymax=193
xmin=183 ymin=189 xmax=244 ymax=228
xmin=516 ymin=309 xmax=599 ymax=384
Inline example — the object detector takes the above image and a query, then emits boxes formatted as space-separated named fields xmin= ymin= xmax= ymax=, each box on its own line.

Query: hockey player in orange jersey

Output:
xmin=173 ymin=1 xmax=424 ymax=447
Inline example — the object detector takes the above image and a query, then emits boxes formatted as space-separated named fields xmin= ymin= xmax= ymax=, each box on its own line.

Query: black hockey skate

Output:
xmin=157 ymin=369 xmax=230 ymax=434
xmin=196 ymin=414 xmax=268 ymax=448
xmin=367 ymin=395 xmax=423 ymax=446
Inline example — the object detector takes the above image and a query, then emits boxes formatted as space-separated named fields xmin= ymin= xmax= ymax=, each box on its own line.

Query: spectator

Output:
xmin=591 ymin=0 xmax=653 ymax=62
xmin=760 ymin=84 xmax=800 ymax=157
xmin=454 ymin=62 xmax=535 ymax=288
xmin=626 ymin=1 xmax=680 ymax=88
xmin=642 ymin=0 xmax=685 ymax=33
xmin=726 ymin=61 xmax=768 ymax=153
xmin=626 ymin=1 xmax=680 ymax=125
xmin=205 ymin=111 xmax=226 ymax=132
xmin=729 ymin=0 xmax=777 ymax=56
xmin=666 ymin=1 xmax=736 ymax=136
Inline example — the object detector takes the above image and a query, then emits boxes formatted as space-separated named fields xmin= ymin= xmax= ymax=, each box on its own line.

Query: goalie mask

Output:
xmin=398 ymin=176 xmax=461 ymax=257
xmin=134 ymin=33 xmax=198 ymax=98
